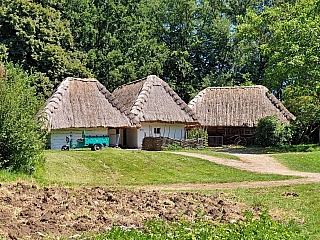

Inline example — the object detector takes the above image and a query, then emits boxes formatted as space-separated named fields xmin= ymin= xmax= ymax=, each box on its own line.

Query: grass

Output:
xmin=247 ymin=144 xmax=320 ymax=154
xmin=26 ymin=148 xmax=297 ymax=187
xmin=0 ymin=147 xmax=297 ymax=186
xmin=221 ymin=183 xmax=320 ymax=239
xmin=1 ymin=146 xmax=320 ymax=238
xmin=272 ymin=151 xmax=320 ymax=173
xmin=91 ymin=211 xmax=302 ymax=239
xmin=175 ymin=148 xmax=241 ymax=160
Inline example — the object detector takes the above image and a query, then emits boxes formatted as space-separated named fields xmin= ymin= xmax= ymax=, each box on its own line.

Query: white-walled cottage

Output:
xmin=113 ymin=75 xmax=198 ymax=148
xmin=39 ymin=77 xmax=137 ymax=149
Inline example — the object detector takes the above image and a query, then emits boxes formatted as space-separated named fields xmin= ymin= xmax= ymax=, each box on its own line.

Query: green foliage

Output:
xmin=146 ymin=0 xmax=234 ymax=101
xmin=187 ymin=128 xmax=208 ymax=140
xmin=164 ymin=142 xmax=183 ymax=151
xmin=0 ymin=0 xmax=92 ymax=96
xmin=94 ymin=211 xmax=301 ymax=239
xmin=0 ymin=44 xmax=8 ymax=62
xmin=236 ymin=0 xmax=320 ymax=144
xmin=0 ymin=63 xmax=46 ymax=173
xmin=62 ymin=0 xmax=167 ymax=92
xmin=255 ymin=115 xmax=292 ymax=147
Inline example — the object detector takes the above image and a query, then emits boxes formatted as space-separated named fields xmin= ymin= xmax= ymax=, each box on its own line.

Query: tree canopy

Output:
xmin=0 ymin=63 xmax=46 ymax=173
xmin=1 ymin=0 xmax=320 ymax=145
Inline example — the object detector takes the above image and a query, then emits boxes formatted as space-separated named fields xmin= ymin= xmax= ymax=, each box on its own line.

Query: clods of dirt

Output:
xmin=0 ymin=182 xmax=246 ymax=239
xmin=281 ymin=192 xmax=299 ymax=197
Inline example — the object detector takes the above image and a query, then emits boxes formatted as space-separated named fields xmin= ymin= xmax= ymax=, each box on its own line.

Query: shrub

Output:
xmin=187 ymin=128 xmax=208 ymax=139
xmin=0 ymin=63 xmax=46 ymax=173
xmin=255 ymin=115 xmax=292 ymax=147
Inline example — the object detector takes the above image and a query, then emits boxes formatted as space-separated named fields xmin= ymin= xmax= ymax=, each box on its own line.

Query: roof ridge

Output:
xmin=69 ymin=77 xmax=98 ymax=82
xmin=38 ymin=78 xmax=71 ymax=131
xmin=267 ymin=93 xmax=296 ymax=121
xmin=206 ymin=85 xmax=266 ymax=89
xmin=131 ymin=76 xmax=153 ymax=118
xmin=188 ymin=88 xmax=207 ymax=109
xmin=95 ymin=81 xmax=139 ymax=125
xmin=45 ymin=78 xmax=70 ymax=118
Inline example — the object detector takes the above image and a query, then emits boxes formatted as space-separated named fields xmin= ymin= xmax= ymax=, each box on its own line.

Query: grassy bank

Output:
xmin=31 ymin=148 xmax=296 ymax=186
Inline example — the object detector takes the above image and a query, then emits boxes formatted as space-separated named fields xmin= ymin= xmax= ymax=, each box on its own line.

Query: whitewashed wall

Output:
xmin=50 ymin=124 xmax=187 ymax=149
xmin=136 ymin=123 xmax=186 ymax=149
xmin=50 ymin=128 xmax=109 ymax=150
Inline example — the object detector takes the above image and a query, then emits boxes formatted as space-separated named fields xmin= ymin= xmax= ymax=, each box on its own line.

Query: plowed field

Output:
xmin=0 ymin=182 xmax=245 ymax=239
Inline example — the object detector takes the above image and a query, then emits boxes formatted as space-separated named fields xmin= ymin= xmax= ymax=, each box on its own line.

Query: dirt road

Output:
xmin=136 ymin=151 xmax=320 ymax=191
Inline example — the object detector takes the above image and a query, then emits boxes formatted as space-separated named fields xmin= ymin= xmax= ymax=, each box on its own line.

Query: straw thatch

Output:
xmin=188 ymin=85 xmax=295 ymax=127
xmin=40 ymin=77 xmax=138 ymax=131
xmin=112 ymin=75 xmax=198 ymax=124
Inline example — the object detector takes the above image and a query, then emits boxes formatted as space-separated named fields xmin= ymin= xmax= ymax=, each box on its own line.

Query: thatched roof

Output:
xmin=112 ymin=75 xmax=198 ymax=124
xmin=188 ymin=85 xmax=296 ymax=127
xmin=40 ymin=77 xmax=137 ymax=131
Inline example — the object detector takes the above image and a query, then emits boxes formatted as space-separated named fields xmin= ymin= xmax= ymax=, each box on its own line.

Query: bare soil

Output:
xmin=0 ymin=182 xmax=245 ymax=239
xmin=1 ymin=151 xmax=318 ymax=239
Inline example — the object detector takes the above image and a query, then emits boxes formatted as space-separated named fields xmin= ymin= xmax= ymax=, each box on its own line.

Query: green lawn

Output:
xmin=272 ymin=151 xmax=320 ymax=173
xmin=222 ymin=183 xmax=320 ymax=239
xmin=26 ymin=148 xmax=296 ymax=186
xmin=176 ymin=148 xmax=241 ymax=160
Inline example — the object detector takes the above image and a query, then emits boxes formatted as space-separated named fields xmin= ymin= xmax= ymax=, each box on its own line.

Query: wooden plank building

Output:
xmin=188 ymin=86 xmax=296 ymax=146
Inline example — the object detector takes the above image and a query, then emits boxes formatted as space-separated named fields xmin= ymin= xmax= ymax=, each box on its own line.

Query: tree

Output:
xmin=59 ymin=0 xmax=168 ymax=91
xmin=233 ymin=0 xmax=299 ymax=94
xmin=236 ymin=0 xmax=320 ymax=143
xmin=0 ymin=63 xmax=46 ymax=173
xmin=0 ymin=0 xmax=92 ymax=96
xmin=283 ymin=85 xmax=320 ymax=143
xmin=143 ymin=0 xmax=234 ymax=102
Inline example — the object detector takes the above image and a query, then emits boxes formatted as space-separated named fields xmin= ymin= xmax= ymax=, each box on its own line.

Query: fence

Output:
xmin=142 ymin=137 xmax=206 ymax=151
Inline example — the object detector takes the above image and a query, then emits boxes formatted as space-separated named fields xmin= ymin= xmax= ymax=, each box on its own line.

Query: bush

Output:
xmin=187 ymin=128 xmax=208 ymax=139
xmin=255 ymin=115 xmax=292 ymax=147
xmin=0 ymin=63 xmax=46 ymax=173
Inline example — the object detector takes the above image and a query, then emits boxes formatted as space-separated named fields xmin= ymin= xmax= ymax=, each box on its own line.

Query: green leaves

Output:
xmin=0 ymin=63 xmax=46 ymax=173
xmin=255 ymin=115 xmax=293 ymax=147
xmin=0 ymin=0 xmax=91 ymax=95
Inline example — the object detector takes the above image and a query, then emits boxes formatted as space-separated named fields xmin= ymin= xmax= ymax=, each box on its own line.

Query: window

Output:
xmin=154 ymin=128 xmax=161 ymax=134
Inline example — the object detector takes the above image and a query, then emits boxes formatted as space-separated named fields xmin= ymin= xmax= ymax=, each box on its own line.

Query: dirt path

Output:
xmin=136 ymin=151 xmax=320 ymax=191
